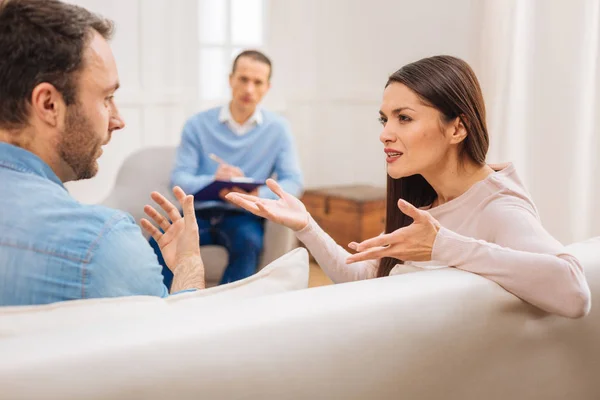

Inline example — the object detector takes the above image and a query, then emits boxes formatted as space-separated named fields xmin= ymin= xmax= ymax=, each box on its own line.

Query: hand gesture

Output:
xmin=140 ymin=186 xmax=201 ymax=272
xmin=346 ymin=199 xmax=441 ymax=264
xmin=224 ymin=179 xmax=309 ymax=231
xmin=218 ymin=186 xmax=259 ymax=201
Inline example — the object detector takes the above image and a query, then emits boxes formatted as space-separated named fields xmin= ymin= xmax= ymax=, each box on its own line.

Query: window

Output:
xmin=197 ymin=0 xmax=266 ymax=101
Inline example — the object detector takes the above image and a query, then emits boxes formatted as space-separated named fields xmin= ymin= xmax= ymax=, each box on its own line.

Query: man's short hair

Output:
xmin=0 ymin=0 xmax=114 ymax=130
xmin=231 ymin=50 xmax=272 ymax=80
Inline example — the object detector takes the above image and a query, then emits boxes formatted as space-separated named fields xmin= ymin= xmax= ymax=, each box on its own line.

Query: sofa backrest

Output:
xmin=0 ymin=239 xmax=598 ymax=399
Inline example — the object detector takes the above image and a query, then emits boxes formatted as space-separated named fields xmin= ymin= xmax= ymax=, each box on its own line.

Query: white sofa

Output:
xmin=0 ymin=238 xmax=598 ymax=400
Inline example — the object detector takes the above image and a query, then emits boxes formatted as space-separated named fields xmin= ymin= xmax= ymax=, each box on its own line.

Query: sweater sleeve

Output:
xmin=295 ymin=216 xmax=378 ymax=283
xmin=258 ymin=119 xmax=304 ymax=200
xmin=431 ymin=203 xmax=591 ymax=318
xmin=170 ymin=120 xmax=214 ymax=195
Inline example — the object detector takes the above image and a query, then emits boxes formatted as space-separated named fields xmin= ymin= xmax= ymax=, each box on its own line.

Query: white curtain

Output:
xmin=477 ymin=0 xmax=600 ymax=244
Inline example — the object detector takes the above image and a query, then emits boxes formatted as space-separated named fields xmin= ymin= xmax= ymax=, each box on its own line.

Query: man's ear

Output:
xmin=449 ymin=115 xmax=468 ymax=145
xmin=30 ymin=83 xmax=64 ymax=128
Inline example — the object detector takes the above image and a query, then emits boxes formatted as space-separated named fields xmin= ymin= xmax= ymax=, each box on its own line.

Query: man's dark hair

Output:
xmin=231 ymin=50 xmax=272 ymax=80
xmin=0 ymin=0 xmax=114 ymax=129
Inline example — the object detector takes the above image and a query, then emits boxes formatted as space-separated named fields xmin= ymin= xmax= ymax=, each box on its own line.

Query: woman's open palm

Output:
xmin=225 ymin=179 xmax=309 ymax=231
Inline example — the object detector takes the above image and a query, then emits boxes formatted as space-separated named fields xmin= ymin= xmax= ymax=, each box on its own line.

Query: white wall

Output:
xmin=267 ymin=0 xmax=482 ymax=189
xmin=476 ymin=0 xmax=600 ymax=243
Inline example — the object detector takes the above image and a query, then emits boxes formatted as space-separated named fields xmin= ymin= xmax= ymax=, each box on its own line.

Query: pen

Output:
xmin=209 ymin=153 xmax=226 ymax=164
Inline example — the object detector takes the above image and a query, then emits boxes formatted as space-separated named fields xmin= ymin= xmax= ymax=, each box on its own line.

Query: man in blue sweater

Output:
xmin=151 ymin=50 xmax=303 ymax=286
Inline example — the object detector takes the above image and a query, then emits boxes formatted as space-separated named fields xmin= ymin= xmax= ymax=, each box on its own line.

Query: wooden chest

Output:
xmin=301 ymin=185 xmax=386 ymax=249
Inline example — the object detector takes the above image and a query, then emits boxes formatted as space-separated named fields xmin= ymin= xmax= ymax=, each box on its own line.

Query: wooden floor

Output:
xmin=308 ymin=261 xmax=333 ymax=287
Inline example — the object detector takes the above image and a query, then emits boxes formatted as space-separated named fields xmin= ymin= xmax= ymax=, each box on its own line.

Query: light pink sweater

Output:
xmin=296 ymin=164 xmax=591 ymax=318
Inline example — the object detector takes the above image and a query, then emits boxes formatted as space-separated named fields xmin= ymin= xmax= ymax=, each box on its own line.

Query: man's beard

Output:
xmin=57 ymin=104 xmax=103 ymax=181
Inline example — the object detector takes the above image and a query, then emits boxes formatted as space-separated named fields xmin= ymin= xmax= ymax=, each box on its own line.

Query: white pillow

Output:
xmin=0 ymin=247 xmax=309 ymax=338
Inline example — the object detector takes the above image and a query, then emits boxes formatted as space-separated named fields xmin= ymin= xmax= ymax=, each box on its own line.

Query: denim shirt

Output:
xmin=0 ymin=143 xmax=170 ymax=306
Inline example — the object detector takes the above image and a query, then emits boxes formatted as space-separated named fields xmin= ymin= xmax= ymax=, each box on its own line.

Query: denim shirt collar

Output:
xmin=0 ymin=142 xmax=66 ymax=190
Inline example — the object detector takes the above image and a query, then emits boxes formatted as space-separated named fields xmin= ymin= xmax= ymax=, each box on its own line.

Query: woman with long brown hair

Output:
xmin=225 ymin=55 xmax=591 ymax=318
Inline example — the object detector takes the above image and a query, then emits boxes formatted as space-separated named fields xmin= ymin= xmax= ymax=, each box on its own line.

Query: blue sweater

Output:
xmin=171 ymin=107 xmax=303 ymax=209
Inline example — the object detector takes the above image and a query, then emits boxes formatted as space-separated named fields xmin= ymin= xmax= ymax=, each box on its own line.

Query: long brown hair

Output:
xmin=377 ymin=55 xmax=489 ymax=277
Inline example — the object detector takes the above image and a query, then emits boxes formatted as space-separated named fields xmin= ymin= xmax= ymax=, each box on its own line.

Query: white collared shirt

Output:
xmin=218 ymin=105 xmax=263 ymax=136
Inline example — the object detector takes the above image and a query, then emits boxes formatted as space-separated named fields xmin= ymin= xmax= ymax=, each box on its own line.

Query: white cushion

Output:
xmin=0 ymin=247 xmax=309 ymax=338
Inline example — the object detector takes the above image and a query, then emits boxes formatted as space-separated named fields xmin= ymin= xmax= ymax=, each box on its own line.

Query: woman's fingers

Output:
xmin=229 ymin=186 xmax=246 ymax=194
xmin=225 ymin=193 xmax=263 ymax=215
xmin=255 ymin=200 xmax=279 ymax=221
xmin=397 ymin=199 xmax=427 ymax=222
xmin=350 ymin=232 xmax=396 ymax=252
xmin=265 ymin=179 xmax=286 ymax=199
xmin=345 ymin=245 xmax=391 ymax=264
xmin=226 ymin=191 xmax=260 ymax=202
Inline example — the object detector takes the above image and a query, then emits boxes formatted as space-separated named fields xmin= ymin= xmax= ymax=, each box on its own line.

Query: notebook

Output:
xmin=193 ymin=177 xmax=264 ymax=202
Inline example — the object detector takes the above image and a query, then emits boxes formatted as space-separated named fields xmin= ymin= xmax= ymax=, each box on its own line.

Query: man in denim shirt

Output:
xmin=0 ymin=0 xmax=205 ymax=306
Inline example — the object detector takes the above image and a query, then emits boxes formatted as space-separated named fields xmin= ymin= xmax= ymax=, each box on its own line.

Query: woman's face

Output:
xmin=379 ymin=82 xmax=460 ymax=179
